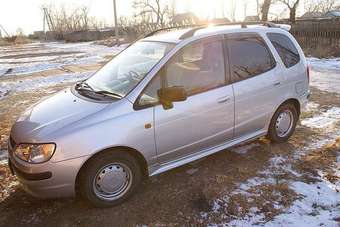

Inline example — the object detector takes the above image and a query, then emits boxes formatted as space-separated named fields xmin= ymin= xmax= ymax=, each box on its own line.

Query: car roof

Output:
xmin=142 ymin=24 xmax=288 ymax=44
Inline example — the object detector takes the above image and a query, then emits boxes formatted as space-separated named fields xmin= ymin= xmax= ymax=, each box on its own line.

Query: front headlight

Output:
xmin=14 ymin=143 xmax=56 ymax=164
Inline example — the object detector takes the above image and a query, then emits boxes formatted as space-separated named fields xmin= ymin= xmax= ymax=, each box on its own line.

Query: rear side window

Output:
xmin=267 ymin=33 xmax=300 ymax=68
xmin=227 ymin=35 xmax=276 ymax=83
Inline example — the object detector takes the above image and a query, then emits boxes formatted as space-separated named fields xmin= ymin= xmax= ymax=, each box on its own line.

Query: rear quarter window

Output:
xmin=267 ymin=33 xmax=300 ymax=68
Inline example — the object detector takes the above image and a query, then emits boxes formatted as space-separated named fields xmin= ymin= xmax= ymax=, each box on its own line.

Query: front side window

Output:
xmin=137 ymin=37 xmax=226 ymax=107
xmin=85 ymin=41 xmax=174 ymax=98
xmin=137 ymin=75 xmax=161 ymax=107
xmin=267 ymin=33 xmax=300 ymax=68
xmin=228 ymin=35 xmax=276 ymax=83
xmin=165 ymin=37 xmax=226 ymax=95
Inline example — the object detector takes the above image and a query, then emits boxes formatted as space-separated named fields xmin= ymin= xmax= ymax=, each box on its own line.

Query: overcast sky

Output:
xmin=0 ymin=0 xmax=303 ymax=35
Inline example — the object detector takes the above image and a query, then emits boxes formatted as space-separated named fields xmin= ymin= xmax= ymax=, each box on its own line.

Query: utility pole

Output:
xmin=113 ymin=0 xmax=119 ymax=45
xmin=43 ymin=8 xmax=47 ymax=40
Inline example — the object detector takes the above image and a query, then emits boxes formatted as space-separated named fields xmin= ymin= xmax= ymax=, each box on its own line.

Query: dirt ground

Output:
xmin=0 ymin=42 xmax=339 ymax=227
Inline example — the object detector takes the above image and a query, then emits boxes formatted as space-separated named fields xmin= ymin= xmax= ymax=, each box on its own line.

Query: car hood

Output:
xmin=11 ymin=88 xmax=112 ymax=143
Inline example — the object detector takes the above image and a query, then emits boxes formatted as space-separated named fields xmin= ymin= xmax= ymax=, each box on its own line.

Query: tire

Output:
xmin=267 ymin=102 xmax=299 ymax=143
xmin=78 ymin=150 xmax=142 ymax=208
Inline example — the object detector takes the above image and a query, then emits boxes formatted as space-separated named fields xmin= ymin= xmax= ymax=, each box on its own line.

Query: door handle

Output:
xmin=273 ymin=82 xmax=281 ymax=86
xmin=217 ymin=96 xmax=231 ymax=103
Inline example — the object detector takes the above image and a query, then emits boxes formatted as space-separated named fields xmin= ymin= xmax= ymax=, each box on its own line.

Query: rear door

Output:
xmin=225 ymin=33 xmax=284 ymax=138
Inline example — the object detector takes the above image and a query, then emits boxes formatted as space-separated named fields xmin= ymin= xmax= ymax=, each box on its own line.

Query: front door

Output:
xmin=153 ymin=36 xmax=234 ymax=164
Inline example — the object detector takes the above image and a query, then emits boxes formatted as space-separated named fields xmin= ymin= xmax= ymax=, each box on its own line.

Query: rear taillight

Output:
xmin=307 ymin=65 xmax=311 ymax=84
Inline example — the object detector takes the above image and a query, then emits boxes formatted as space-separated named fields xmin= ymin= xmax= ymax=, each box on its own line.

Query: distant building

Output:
xmin=244 ymin=16 xmax=260 ymax=22
xmin=323 ymin=10 xmax=340 ymax=18
xmin=300 ymin=12 xmax=323 ymax=19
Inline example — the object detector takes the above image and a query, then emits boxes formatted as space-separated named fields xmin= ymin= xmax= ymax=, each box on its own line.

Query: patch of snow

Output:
xmin=307 ymin=57 xmax=340 ymax=72
xmin=294 ymin=129 xmax=340 ymax=160
xmin=266 ymin=179 xmax=340 ymax=227
xmin=310 ymin=70 xmax=340 ymax=94
xmin=206 ymin=169 xmax=340 ymax=227
xmin=0 ymin=150 xmax=8 ymax=165
xmin=230 ymin=143 xmax=260 ymax=155
xmin=211 ymin=199 xmax=222 ymax=213
xmin=301 ymin=107 xmax=340 ymax=129
xmin=203 ymin=129 xmax=340 ymax=226
xmin=261 ymin=156 xmax=302 ymax=177
xmin=268 ymin=155 xmax=286 ymax=166
xmin=0 ymin=71 xmax=93 ymax=100
xmin=234 ymin=176 xmax=277 ymax=195
xmin=304 ymin=102 xmax=320 ymax=112
xmin=307 ymin=58 xmax=340 ymax=94
xmin=226 ymin=213 xmax=266 ymax=227
xmin=0 ymin=41 xmax=126 ymax=77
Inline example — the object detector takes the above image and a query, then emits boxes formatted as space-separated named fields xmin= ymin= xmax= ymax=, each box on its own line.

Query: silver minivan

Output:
xmin=8 ymin=23 xmax=310 ymax=207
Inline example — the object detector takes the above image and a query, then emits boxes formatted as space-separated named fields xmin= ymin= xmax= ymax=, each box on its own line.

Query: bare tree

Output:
xmin=261 ymin=0 xmax=273 ymax=21
xmin=305 ymin=0 xmax=337 ymax=13
xmin=280 ymin=0 xmax=301 ymax=22
xmin=133 ymin=0 xmax=170 ymax=28
xmin=41 ymin=4 xmax=105 ymax=34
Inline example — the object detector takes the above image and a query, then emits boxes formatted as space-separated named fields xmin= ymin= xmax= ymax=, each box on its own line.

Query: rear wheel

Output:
xmin=78 ymin=151 xmax=142 ymax=207
xmin=267 ymin=103 xmax=298 ymax=143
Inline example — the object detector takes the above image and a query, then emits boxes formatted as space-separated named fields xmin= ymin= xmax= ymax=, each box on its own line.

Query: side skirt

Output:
xmin=149 ymin=129 xmax=267 ymax=176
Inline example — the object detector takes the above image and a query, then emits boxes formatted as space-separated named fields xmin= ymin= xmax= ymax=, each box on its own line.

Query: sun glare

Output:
xmin=177 ymin=0 xmax=245 ymax=21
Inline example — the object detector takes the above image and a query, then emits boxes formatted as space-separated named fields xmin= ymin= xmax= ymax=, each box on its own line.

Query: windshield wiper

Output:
xmin=75 ymin=81 xmax=95 ymax=92
xmin=94 ymin=90 xmax=123 ymax=99
xmin=75 ymin=81 xmax=122 ymax=99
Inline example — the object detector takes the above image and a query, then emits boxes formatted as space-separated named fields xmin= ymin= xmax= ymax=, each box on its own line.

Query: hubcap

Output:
xmin=275 ymin=110 xmax=294 ymax=138
xmin=93 ymin=163 xmax=132 ymax=201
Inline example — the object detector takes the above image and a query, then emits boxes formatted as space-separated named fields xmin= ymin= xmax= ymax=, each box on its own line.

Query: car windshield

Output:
xmin=85 ymin=41 xmax=174 ymax=98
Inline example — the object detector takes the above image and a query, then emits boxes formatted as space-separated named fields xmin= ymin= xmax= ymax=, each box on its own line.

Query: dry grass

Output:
xmin=0 ymin=37 xmax=33 ymax=47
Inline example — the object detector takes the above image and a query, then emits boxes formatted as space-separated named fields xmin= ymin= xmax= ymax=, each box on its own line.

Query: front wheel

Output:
xmin=78 ymin=151 xmax=142 ymax=207
xmin=267 ymin=103 xmax=298 ymax=143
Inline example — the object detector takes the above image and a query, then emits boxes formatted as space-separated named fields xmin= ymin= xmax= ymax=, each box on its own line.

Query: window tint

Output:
xmin=228 ymin=35 xmax=275 ymax=83
xmin=267 ymin=33 xmax=300 ymax=68
xmin=165 ymin=38 xmax=226 ymax=95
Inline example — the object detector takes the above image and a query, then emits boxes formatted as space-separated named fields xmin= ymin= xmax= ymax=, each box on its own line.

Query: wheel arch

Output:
xmin=266 ymin=98 xmax=301 ymax=131
xmin=74 ymin=146 xmax=149 ymax=196
xmin=280 ymin=98 xmax=301 ymax=116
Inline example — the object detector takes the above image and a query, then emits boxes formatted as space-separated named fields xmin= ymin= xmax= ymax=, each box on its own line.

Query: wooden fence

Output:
xmin=289 ymin=18 xmax=340 ymax=50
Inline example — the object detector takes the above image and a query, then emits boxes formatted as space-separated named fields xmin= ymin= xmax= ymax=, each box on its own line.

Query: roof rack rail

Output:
xmin=142 ymin=21 xmax=289 ymax=41
xmin=143 ymin=24 xmax=200 ymax=38
xmin=179 ymin=21 xmax=281 ymax=39
xmin=216 ymin=21 xmax=279 ymax=28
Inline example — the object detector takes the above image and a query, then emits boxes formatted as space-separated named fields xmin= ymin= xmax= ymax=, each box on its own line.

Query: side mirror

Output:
xmin=157 ymin=86 xmax=187 ymax=109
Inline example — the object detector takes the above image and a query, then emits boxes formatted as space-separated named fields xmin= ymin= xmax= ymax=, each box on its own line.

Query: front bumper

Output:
xmin=8 ymin=150 xmax=89 ymax=199
xmin=9 ymin=159 xmax=52 ymax=181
